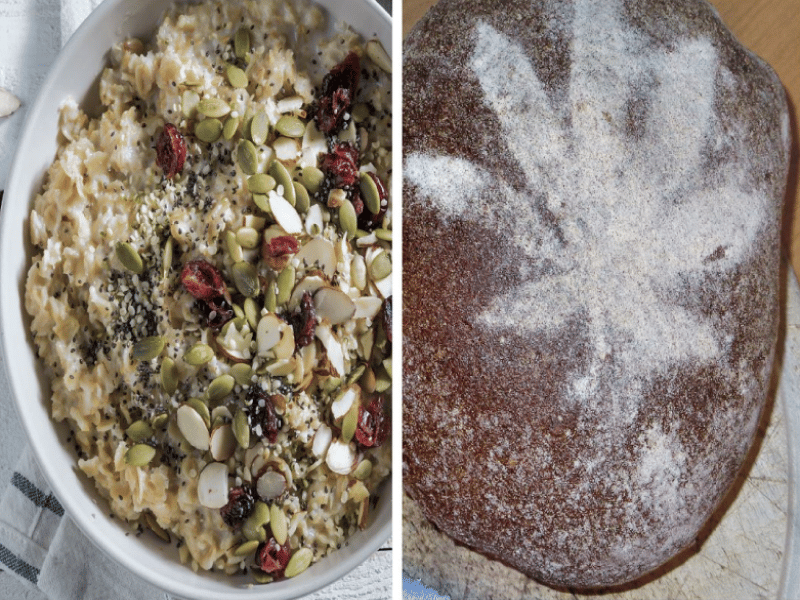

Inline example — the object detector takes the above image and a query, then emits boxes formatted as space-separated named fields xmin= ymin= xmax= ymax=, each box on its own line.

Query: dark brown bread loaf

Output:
xmin=402 ymin=0 xmax=791 ymax=590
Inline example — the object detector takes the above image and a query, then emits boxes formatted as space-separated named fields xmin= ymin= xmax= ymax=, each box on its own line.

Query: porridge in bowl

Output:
xmin=24 ymin=0 xmax=392 ymax=582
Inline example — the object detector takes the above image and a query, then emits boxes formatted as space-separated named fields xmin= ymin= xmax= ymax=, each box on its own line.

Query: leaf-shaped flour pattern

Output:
xmin=406 ymin=16 xmax=766 ymax=415
xmin=403 ymin=0 xmax=788 ymax=590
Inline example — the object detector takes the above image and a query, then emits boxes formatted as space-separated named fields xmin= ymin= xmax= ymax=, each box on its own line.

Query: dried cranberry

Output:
xmin=220 ymin=486 xmax=255 ymax=528
xmin=247 ymin=386 xmax=283 ymax=444
xmin=263 ymin=235 xmax=299 ymax=260
xmin=357 ymin=172 xmax=388 ymax=232
xmin=181 ymin=260 xmax=226 ymax=301
xmin=321 ymin=143 xmax=359 ymax=188
xmin=355 ymin=396 xmax=388 ymax=449
xmin=256 ymin=538 xmax=291 ymax=575
xmin=289 ymin=291 xmax=317 ymax=349
xmin=315 ymin=52 xmax=360 ymax=134
xmin=156 ymin=123 xmax=186 ymax=179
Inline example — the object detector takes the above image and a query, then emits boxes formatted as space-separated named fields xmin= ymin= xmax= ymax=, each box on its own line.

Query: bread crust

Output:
xmin=402 ymin=0 xmax=790 ymax=589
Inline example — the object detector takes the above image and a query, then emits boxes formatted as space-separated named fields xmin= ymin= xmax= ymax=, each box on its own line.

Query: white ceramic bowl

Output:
xmin=0 ymin=0 xmax=391 ymax=598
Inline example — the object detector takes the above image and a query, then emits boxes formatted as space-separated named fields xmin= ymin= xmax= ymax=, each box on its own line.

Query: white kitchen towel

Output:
xmin=0 ymin=1 xmax=392 ymax=599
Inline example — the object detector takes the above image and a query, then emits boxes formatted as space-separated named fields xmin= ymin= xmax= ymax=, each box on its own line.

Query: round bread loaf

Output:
xmin=402 ymin=0 xmax=791 ymax=590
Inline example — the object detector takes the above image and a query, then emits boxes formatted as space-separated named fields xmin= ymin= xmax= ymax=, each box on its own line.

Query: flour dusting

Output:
xmin=404 ymin=0 xmax=767 ymax=413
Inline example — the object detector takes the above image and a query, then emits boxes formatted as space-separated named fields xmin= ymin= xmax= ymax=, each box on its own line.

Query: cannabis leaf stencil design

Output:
xmin=405 ymin=3 xmax=767 ymax=408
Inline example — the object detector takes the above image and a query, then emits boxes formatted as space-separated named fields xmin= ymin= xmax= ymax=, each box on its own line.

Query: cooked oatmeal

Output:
xmin=24 ymin=0 xmax=391 ymax=580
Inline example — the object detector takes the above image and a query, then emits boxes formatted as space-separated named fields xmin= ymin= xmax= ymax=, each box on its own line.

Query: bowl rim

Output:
xmin=0 ymin=0 xmax=392 ymax=597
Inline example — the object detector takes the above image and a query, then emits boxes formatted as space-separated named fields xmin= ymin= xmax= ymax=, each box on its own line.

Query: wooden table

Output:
xmin=403 ymin=0 xmax=800 ymax=279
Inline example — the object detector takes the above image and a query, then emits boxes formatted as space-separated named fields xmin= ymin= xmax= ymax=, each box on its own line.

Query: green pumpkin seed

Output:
xmin=375 ymin=367 xmax=391 ymax=393
xmin=322 ymin=376 xmax=342 ymax=394
xmin=243 ymin=297 xmax=259 ymax=330
xmin=195 ymin=118 xmax=223 ymax=143
xmin=160 ymin=356 xmax=178 ymax=396
xmin=250 ymin=110 xmax=269 ymax=145
xmin=230 ymin=363 xmax=253 ymax=386
xmin=248 ymin=173 xmax=276 ymax=194
xmin=275 ymin=115 xmax=305 ymax=138
xmin=252 ymin=193 xmax=270 ymax=214
xmin=125 ymin=444 xmax=156 ymax=466
xmin=144 ymin=512 xmax=170 ymax=543
xmin=184 ymin=342 xmax=214 ymax=366
xmin=226 ymin=64 xmax=248 ymax=89
xmin=233 ymin=539 xmax=260 ymax=557
xmin=341 ymin=400 xmax=359 ymax=443
xmin=263 ymin=277 xmax=277 ymax=312
xmin=232 ymin=261 xmax=259 ymax=297
xmin=132 ymin=336 xmax=165 ymax=361
xmin=242 ymin=518 xmax=267 ymax=541
xmin=346 ymin=363 xmax=367 ymax=386
xmin=237 ymin=139 xmax=258 ymax=175
xmin=269 ymin=161 xmax=295 ymax=206
xmin=116 ymin=241 xmax=144 ymax=274
xmin=369 ymin=251 xmax=392 ymax=281
xmin=236 ymin=227 xmax=260 ymax=249
xmin=293 ymin=181 xmax=310 ymax=213
xmin=339 ymin=200 xmax=357 ymax=239
xmin=126 ymin=420 xmax=153 ymax=442
xmin=246 ymin=501 xmax=270 ymax=530
xmin=197 ymin=97 xmax=231 ymax=118
xmin=276 ymin=266 xmax=295 ymax=306
xmin=374 ymin=228 xmax=392 ymax=242
xmin=161 ymin=237 xmax=173 ymax=279
xmin=187 ymin=397 xmax=211 ymax=428
xmin=207 ymin=374 xmax=235 ymax=402
xmin=223 ymin=115 xmax=241 ymax=140
xmin=353 ymin=459 xmax=373 ymax=480
xmin=359 ymin=172 xmax=382 ymax=214
xmin=383 ymin=356 xmax=392 ymax=378
xmin=284 ymin=547 xmax=313 ymax=578
xmin=151 ymin=412 xmax=169 ymax=430
xmin=232 ymin=302 xmax=245 ymax=320
xmin=233 ymin=409 xmax=251 ymax=448
xmin=182 ymin=90 xmax=200 ymax=118
xmin=269 ymin=504 xmax=288 ymax=545
xmin=225 ymin=230 xmax=244 ymax=263
xmin=252 ymin=570 xmax=273 ymax=584
xmin=300 ymin=166 xmax=325 ymax=194
xmin=234 ymin=27 xmax=250 ymax=60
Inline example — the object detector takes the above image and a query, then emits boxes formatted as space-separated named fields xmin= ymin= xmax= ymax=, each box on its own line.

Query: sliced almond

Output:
xmin=210 ymin=423 xmax=237 ymax=461
xmin=269 ymin=193 xmax=303 ymax=234
xmin=305 ymin=203 xmax=325 ymax=236
xmin=197 ymin=462 xmax=229 ymax=508
xmin=177 ymin=404 xmax=210 ymax=451
xmin=273 ymin=323 xmax=295 ymax=360
xmin=314 ymin=287 xmax=356 ymax=325
xmin=312 ymin=423 xmax=333 ymax=458
xmin=256 ymin=313 xmax=283 ymax=355
xmin=325 ymin=438 xmax=356 ymax=475
xmin=294 ymin=237 xmax=337 ymax=278
xmin=273 ymin=136 xmax=300 ymax=162
xmin=353 ymin=296 xmax=383 ymax=320
xmin=255 ymin=469 xmax=286 ymax=500
xmin=316 ymin=323 xmax=345 ymax=376
xmin=331 ymin=384 xmax=360 ymax=421
xmin=288 ymin=275 xmax=327 ymax=310
xmin=265 ymin=357 xmax=296 ymax=376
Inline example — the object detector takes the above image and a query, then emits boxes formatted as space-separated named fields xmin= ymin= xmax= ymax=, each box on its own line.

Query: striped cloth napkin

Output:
xmin=0 ymin=1 xmax=392 ymax=599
